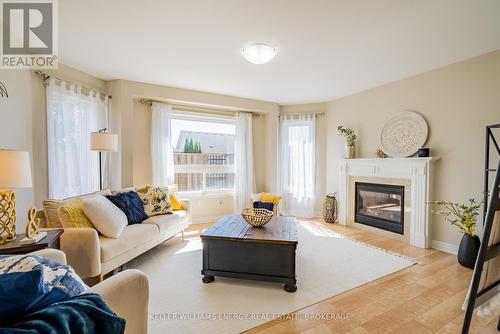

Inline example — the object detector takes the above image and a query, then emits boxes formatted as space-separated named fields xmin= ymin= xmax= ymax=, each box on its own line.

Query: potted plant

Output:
xmin=337 ymin=126 xmax=357 ymax=159
xmin=428 ymin=198 xmax=482 ymax=269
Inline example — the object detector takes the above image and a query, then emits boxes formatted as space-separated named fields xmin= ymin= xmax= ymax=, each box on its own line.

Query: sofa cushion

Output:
xmin=260 ymin=192 xmax=282 ymax=206
xmin=136 ymin=185 xmax=172 ymax=217
xmin=57 ymin=198 xmax=94 ymax=229
xmin=253 ymin=201 xmax=274 ymax=212
xmin=142 ymin=211 xmax=188 ymax=234
xmin=166 ymin=185 xmax=184 ymax=211
xmin=42 ymin=199 xmax=66 ymax=228
xmin=99 ymin=224 xmax=159 ymax=262
xmin=105 ymin=192 xmax=148 ymax=225
xmin=81 ymin=195 xmax=127 ymax=238
xmin=42 ymin=189 xmax=112 ymax=228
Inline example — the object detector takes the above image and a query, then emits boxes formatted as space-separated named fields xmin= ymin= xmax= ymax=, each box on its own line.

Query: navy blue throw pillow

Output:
xmin=106 ymin=191 xmax=148 ymax=225
xmin=253 ymin=201 xmax=274 ymax=211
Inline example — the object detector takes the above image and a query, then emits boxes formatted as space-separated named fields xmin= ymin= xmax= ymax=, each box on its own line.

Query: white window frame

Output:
xmin=171 ymin=110 xmax=236 ymax=196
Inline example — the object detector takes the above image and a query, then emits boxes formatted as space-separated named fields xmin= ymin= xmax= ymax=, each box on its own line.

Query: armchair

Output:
xmin=30 ymin=249 xmax=149 ymax=334
xmin=251 ymin=192 xmax=281 ymax=216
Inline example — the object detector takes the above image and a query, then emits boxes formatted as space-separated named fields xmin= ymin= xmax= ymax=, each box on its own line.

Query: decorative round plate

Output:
xmin=380 ymin=111 xmax=428 ymax=157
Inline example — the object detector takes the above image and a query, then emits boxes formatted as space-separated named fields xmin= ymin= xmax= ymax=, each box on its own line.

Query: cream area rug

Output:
xmin=124 ymin=220 xmax=415 ymax=334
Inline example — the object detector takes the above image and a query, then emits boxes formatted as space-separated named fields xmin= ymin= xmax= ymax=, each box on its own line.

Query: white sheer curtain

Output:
xmin=234 ymin=112 xmax=255 ymax=212
xmin=47 ymin=78 xmax=109 ymax=199
xmin=278 ymin=114 xmax=316 ymax=217
xmin=151 ymin=102 xmax=175 ymax=186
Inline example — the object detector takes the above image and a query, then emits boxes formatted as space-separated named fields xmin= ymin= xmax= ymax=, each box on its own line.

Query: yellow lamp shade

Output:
xmin=0 ymin=150 xmax=32 ymax=189
xmin=90 ymin=132 xmax=118 ymax=152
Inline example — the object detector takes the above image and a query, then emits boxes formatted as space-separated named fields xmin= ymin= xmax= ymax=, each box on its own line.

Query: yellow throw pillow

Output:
xmin=260 ymin=192 xmax=282 ymax=206
xmin=57 ymin=199 xmax=94 ymax=229
xmin=167 ymin=185 xmax=184 ymax=211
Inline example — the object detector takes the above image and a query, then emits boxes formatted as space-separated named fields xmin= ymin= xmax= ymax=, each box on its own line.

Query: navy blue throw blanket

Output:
xmin=0 ymin=293 xmax=125 ymax=334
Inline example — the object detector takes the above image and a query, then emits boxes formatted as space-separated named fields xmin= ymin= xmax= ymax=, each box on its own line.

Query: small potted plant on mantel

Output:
xmin=428 ymin=198 xmax=482 ymax=269
xmin=337 ymin=126 xmax=357 ymax=159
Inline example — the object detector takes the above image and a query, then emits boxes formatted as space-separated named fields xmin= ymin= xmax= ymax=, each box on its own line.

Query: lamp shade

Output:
xmin=90 ymin=132 xmax=118 ymax=152
xmin=0 ymin=150 xmax=32 ymax=189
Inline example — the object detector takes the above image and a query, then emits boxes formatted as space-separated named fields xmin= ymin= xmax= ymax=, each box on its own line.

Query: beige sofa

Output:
xmin=40 ymin=187 xmax=191 ymax=278
xmin=31 ymin=249 xmax=149 ymax=334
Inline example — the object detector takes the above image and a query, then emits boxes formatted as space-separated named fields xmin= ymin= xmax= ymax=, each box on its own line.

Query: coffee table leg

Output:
xmin=202 ymin=275 xmax=215 ymax=283
xmin=284 ymin=283 xmax=297 ymax=292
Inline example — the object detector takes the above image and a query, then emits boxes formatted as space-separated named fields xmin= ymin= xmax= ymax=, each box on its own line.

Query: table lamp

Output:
xmin=0 ymin=149 xmax=32 ymax=244
xmin=90 ymin=129 xmax=118 ymax=190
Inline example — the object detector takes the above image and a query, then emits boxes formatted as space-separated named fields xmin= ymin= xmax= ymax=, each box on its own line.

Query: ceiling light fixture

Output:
xmin=241 ymin=43 xmax=277 ymax=64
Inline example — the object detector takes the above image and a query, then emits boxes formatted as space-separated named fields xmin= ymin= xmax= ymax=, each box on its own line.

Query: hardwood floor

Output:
xmin=186 ymin=219 xmax=498 ymax=333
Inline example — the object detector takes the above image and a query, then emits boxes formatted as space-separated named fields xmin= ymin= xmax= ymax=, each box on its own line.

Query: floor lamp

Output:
xmin=90 ymin=129 xmax=118 ymax=190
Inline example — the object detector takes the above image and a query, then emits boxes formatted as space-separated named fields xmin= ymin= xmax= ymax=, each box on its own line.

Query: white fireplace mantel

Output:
xmin=338 ymin=157 xmax=435 ymax=248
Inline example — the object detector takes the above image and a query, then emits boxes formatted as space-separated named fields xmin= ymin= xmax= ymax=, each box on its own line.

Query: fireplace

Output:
xmin=355 ymin=182 xmax=404 ymax=234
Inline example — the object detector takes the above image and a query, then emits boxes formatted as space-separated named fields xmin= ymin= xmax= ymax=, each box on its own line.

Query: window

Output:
xmin=171 ymin=113 xmax=235 ymax=194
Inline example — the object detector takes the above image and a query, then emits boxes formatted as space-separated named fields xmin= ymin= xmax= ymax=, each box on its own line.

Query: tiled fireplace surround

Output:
xmin=338 ymin=158 xmax=434 ymax=248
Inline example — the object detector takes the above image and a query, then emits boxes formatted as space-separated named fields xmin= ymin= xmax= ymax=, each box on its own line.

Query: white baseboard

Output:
xmin=191 ymin=215 xmax=224 ymax=225
xmin=431 ymin=240 xmax=458 ymax=255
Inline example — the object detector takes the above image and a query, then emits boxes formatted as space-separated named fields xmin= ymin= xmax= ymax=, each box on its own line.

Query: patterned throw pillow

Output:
xmin=136 ymin=186 xmax=173 ymax=217
xmin=57 ymin=199 xmax=94 ymax=229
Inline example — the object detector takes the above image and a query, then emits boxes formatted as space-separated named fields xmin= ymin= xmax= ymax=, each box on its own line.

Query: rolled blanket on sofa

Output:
xmin=0 ymin=293 xmax=125 ymax=334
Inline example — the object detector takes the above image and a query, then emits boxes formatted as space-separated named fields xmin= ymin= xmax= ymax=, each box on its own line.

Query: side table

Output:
xmin=0 ymin=229 xmax=64 ymax=255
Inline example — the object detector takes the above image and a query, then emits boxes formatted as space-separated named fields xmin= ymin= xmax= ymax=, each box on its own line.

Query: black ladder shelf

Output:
xmin=462 ymin=124 xmax=500 ymax=333
xmin=484 ymin=124 xmax=500 ymax=222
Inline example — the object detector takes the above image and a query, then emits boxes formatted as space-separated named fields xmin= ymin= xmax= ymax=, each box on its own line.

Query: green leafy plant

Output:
xmin=428 ymin=198 xmax=482 ymax=236
xmin=337 ymin=126 xmax=357 ymax=145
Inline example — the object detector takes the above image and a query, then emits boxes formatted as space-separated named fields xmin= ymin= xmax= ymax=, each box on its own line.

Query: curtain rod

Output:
xmin=139 ymin=98 xmax=262 ymax=117
xmin=34 ymin=70 xmax=111 ymax=98
xmin=279 ymin=111 xmax=326 ymax=118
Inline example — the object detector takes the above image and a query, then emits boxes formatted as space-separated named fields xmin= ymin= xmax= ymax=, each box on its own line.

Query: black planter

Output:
xmin=457 ymin=234 xmax=481 ymax=269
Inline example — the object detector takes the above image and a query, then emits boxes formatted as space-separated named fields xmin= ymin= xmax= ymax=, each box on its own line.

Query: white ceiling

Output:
xmin=60 ymin=0 xmax=500 ymax=105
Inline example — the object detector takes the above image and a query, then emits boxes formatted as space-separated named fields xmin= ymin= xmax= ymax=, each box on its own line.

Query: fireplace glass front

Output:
xmin=355 ymin=182 xmax=404 ymax=234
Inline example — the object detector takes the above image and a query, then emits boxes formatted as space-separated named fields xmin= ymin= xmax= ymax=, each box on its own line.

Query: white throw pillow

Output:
xmin=81 ymin=194 xmax=127 ymax=238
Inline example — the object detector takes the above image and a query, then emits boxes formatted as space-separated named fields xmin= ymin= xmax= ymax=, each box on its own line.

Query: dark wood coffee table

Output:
xmin=200 ymin=214 xmax=298 ymax=292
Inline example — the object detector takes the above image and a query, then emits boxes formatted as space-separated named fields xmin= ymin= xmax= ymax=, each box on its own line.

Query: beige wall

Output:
xmin=0 ymin=70 xmax=34 ymax=233
xmin=0 ymin=64 xmax=106 ymax=233
xmin=326 ymin=50 xmax=500 ymax=248
xmin=279 ymin=103 xmax=328 ymax=213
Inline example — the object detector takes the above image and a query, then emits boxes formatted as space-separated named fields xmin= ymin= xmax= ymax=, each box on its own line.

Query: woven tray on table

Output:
xmin=241 ymin=208 xmax=273 ymax=227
